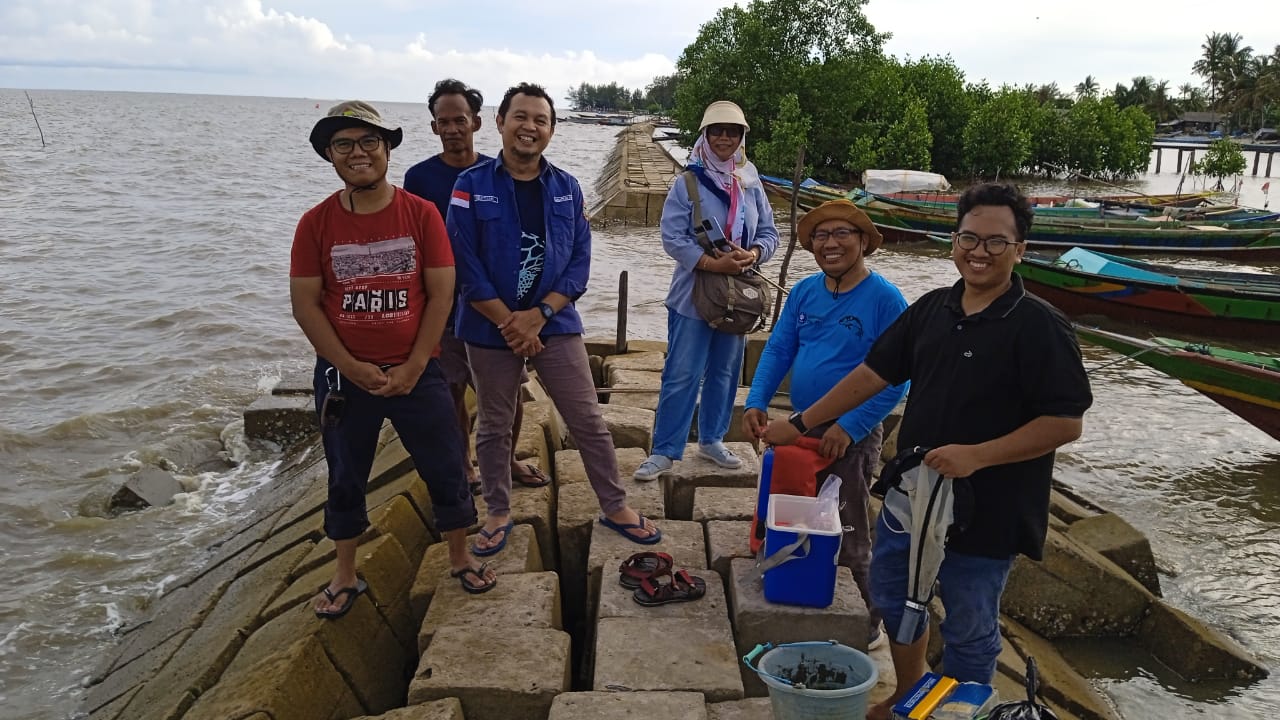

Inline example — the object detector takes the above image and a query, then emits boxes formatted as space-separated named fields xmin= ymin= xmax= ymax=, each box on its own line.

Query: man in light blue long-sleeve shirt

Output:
xmin=744 ymin=199 xmax=907 ymax=646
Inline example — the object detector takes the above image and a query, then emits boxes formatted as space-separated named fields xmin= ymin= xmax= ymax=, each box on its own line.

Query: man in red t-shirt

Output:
xmin=291 ymin=101 xmax=496 ymax=618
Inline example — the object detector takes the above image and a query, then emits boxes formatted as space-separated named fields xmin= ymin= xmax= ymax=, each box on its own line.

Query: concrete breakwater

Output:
xmin=78 ymin=337 xmax=1267 ymax=720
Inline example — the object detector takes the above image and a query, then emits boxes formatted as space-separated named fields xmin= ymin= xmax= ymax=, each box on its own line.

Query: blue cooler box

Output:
xmin=762 ymin=493 xmax=842 ymax=607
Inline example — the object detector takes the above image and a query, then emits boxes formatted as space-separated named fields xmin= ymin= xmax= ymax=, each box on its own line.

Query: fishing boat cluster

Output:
xmin=762 ymin=172 xmax=1280 ymax=444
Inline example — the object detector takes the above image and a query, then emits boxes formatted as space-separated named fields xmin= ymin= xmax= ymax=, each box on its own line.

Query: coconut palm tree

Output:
xmin=1194 ymin=32 xmax=1252 ymax=110
xmin=1075 ymin=75 xmax=1099 ymax=99
xmin=1178 ymin=83 xmax=1208 ymax=112
xmin=1151 ymin=80 xmax=1173 ymax=122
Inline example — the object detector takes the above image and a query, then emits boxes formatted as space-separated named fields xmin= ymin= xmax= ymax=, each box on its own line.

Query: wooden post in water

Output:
xmin=616 ymin=270 xmax=628 ymax=355
xmin=1254 ymin=151 xmax=1261 ymax=176
xmin=25 ymin=91 xmax=46 ymax=148
xmin=1155 ymin=148 xmax=1162 ymax=174
xmin=1177 ymin=149 xmax=1184 ymax=172
xmin=770 ymin=146 xmax=806 ymax=330
xmin=1267 ymin=152 xmax=1274 ymax=178
xmin=1188 ymin=149 xmax=1196 ymax=169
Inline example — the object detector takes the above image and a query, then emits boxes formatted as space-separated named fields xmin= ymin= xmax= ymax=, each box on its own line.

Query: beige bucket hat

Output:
xmin=698 ymin=100 xmax=750 ymax=132
xmin=796 ymin=199 xmax=884 ymax=255
xmin=309 ymin=100 xmax=404 ymax=161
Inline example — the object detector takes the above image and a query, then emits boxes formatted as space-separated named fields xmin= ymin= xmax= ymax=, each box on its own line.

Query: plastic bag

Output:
xmin=803 ymin=474 xmax=842 ymax=531
xmin=987 ymin=656 xmax=1059 ymax=720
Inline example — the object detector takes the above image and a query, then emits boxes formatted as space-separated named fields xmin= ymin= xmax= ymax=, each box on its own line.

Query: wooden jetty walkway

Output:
xmin=1152 ymin=140 xmax=1279 ymax=177
xmin=588 ymin=122 xmax=683 ymax=225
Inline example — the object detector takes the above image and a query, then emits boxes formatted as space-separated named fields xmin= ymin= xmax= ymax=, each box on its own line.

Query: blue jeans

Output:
xmin=651 ymin=309 xmax=746 ymax=459
xmin=314 ymin=358 xmax=476 ymax=540
xmin=868 ymin=510 xmax=1013 ymax=683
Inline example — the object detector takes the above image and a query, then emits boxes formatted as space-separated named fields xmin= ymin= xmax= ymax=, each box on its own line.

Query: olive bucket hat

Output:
xmin=309 ymin=100 xmax=403 ymax=161
xmin=698 ymin=100 xmax=750 ymax=133
xmin=796 ymin=199 xmax=884 ymax=255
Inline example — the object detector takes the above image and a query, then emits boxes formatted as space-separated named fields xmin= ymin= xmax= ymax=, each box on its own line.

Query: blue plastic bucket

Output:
xmin=743 ymin=641 xmax=878 ymax=720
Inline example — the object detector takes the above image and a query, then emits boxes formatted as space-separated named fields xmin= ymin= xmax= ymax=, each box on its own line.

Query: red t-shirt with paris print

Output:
xmin=291 ymin=187 xmax=453 ymax=365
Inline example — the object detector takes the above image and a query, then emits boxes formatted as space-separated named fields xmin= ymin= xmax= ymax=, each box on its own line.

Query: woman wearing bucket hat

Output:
xmin=743 ymin=199 xmax=909 ymax=650
xmin=634 ymin=100 xmax=779 ymax=481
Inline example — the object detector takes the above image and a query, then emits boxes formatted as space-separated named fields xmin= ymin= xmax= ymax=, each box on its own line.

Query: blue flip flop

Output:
xmin=599 ymin=515 xmax=663 ymax=545
xmin=471 ymin=520 xmax=514 ymax=557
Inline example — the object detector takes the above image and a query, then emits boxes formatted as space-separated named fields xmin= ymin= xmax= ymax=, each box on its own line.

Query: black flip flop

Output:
xmin=450 ymin=562 xmax=497 ymax=594
xmin=315 ymin=578 xmax=368 ymax=619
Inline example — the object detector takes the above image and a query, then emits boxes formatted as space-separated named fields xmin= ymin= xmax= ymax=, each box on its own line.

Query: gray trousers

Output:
xmin=467 ymin=334 xmax=627 ymax=518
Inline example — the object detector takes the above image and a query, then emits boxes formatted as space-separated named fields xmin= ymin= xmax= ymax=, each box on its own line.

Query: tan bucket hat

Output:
xmin=796 ymin=199 xmax=884 ymax=255
xmin=698 ymin=100 xmax=750 ymax=132
xmin=309 ymin=100 xmax=404 ymax=161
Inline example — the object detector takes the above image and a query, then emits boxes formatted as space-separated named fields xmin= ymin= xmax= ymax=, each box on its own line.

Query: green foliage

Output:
xmin=568 ymin=82 xmax=642 ymax=111
xmin=1109 ymin=106 xmax=1156 ymax=178
xmin=645 ymin=75 xmax=679 ymax=112
xmin=673 ymin=0 xmax=888 ymax=179
xmin=899 ymin=56 xmax=972 ymax=177
xmin=844 ymin=134 xmax=879 ymax=177
xmin=962 ymin=90 xmax=1031 ymax=177
xmin=879 ymin=94 xmax=932 ymax=171
xmin=1192 ymin=138 xmax=1247 ymax=180
xmin=751 ymin=93 xmax=813 ymax=176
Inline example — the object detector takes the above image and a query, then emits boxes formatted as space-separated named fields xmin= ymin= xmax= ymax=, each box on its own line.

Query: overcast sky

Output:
xmin=1 ymin=1 xmax=1276 ymax=104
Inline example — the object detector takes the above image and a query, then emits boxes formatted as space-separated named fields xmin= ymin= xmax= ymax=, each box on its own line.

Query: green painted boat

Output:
xmin=1075 ymin=325 xmax=1280 ymax=442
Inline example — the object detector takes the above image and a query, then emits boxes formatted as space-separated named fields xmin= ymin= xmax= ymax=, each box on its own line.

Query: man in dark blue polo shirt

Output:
xmin=764 ymin=182 xmax=1092 ymax=720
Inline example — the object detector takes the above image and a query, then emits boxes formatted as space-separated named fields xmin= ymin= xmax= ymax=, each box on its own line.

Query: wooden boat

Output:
xmin=852 ymin=192 xmax=1280 ymax=259
xmin=1075 ymin=325 xmax=1280 ymax=442
xmin=1014 ymin=247 xmax=1280 ymax=339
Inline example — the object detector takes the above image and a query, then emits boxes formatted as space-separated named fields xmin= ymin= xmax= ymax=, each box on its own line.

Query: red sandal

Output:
xmin=618 ymin=551 xmax=674 ymax=589
xmin=633 ymin=568 xmax=707 ymax=606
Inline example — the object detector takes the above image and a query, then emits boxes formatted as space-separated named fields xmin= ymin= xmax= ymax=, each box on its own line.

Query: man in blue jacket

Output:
xmin=447 ymin=83 xmax=660 ymax=554
xmin=744 ymin=199 xmax=908 ymax=648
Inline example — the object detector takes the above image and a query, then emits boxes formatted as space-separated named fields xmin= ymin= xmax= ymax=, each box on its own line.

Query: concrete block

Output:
xmin=299 ymin=495 xmax=428 ymax=577
xmin=597 ymin=566 xmax=729 ymax=625
xmin=110 ymin=466 xmax=184 ymax=510
xmin=706 ymin=697 xmax=775 ymax=720
xmin=236 ymin=593 xmax=405 ymax=715
xmin=119 ymin=544 xmax=309 ymax=719
xmin=475 ymin=482 xmax=555 ymax=572
xmin=412 ymin=523 xmax=542 ymax=619
xmin=1137 ymin=599 xmax=1269 ymax=681
xmin=80 ymin=630 xmax=190 ymax=715
xmin=602 ymin=368 xmax=662 ymax=412
xmin=1050 ymin=488 xmax=1100 ymax=525
xmin=524 ymin=398 xmax=566 ymax=454
xmin=182 ymin=635 xmax=362 ymax=720
xmin=605 ymin=352 xmax=667 ymax=376
xmin=554 ymin=447 xmax=665 ymax=517
xmin=271 ymin=469 xmax=330 ymax=534
xmin=1066 ymin=512 xmax=1161 ymax=595
xmin=549 ymin=691 xmax=708 ymax=720
xmin=563 ymin=404 xmax=655 ymax=453
xmin=85 ymin=685 xmax=140 ymax=720
xmin=706 ymin=521 xmax=754 ymax=583
xmin=265 ymin=534 xmax=416 ymax=650
xmin=243 ymin=393 xmax=316 ymax=444
xmin=418 ymin=570 xmax=562 ymax=655
xmin=368 ymin=435 xmax=415 ymax=490
xmin=693 ymin=487 xmax=756 ymax=523
xmin=271 ymin=368 xmax=314 ymax=396
xmin=594 ymin=617 xmax=744 ymax=702
xmin=1001 ymin=616 xmax=1124 ymax=720
xmin=515 ymin=414 xmax=550 ymax=471
xmin=590 ymin=353 xmax=605 ymax=389
xmin=663 ymin=443 xmax=760 ymax=520
xmin=627 ymin=339 xmax=668 ymax=355
xmin=727 ymin=558 xmax=869 ymax=697
xmin=584 ymin=337 xmax=622 ymax=358
xmin=349 ymin=699 xmax=465 ymax=720
xmin=408 ymin=626 xmax=571 ymax=719
xmin=588 ymin=519 xmax=706 ymax=604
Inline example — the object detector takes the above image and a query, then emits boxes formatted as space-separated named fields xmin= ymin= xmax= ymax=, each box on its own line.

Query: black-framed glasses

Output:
xmin=952 ymin=231 xmax=1022 ymax=255
xmin=329 ymin=135 xmax=384 ymax=155
xmin=811 ymin=227 xmax=863 ymax=244
xmin=706 ymin=124 xmax=744 ymax=138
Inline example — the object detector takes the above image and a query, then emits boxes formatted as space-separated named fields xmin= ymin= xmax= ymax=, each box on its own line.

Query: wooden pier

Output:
xmin=588 ymin=122 xmax=683 ymax=225
xmin=1152 ymin=140 xmax=1279 ymax=177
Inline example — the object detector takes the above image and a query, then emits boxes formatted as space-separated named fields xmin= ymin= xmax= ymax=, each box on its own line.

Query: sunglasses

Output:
xmin=705 ymin=124 xmax=744 ymax=138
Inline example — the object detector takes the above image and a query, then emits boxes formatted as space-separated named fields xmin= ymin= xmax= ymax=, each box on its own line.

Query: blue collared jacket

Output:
xmin=446 ymin=154 xmax=591 ymax=347
xmin=660 ymin=167 xmax=779 ymax=319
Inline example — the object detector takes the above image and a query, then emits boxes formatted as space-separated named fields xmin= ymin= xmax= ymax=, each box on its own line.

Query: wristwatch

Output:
xmin=787 ymin=411 xmax=808 ymax=434
xmin=538 ymin=302 xmax=556 ymax=321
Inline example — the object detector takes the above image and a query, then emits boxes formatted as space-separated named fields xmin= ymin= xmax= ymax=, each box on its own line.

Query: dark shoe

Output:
xmin=599 ymin=515 xmax=662 ymax=545
xmin=618 ymin=551 xmax=674 ymax=589
xmin=633 ymin=568 xmax=706 ymax=607
xmin=471 ymin=520 xmax=514 ymax=557
xmin=314 ymin=579 xmax=368 ymax=619
xmin=450 ymin=562 xmax=497 ymax=594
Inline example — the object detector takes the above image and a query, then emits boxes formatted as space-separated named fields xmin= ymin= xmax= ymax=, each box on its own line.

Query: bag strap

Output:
xmin=683 ymin=171 xmax=718 ymax=256
xmin=749 ymin=532 xmax=810 ymax=583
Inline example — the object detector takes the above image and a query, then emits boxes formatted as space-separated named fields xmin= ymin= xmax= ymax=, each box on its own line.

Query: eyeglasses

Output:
xmin=706 ymin=124 xmax=744 ymax=138
xmin=952 ymin=231 xmax=1022 ymax=255
xmin=811 ymin=227 xmax=863 ymax=244
xmin=329 ymin=135 xmax=384 ymax=155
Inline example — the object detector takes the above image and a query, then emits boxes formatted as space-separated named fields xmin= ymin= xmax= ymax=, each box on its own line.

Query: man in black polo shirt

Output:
xmin=763 ymin=182 xmax=1091 ymax=719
